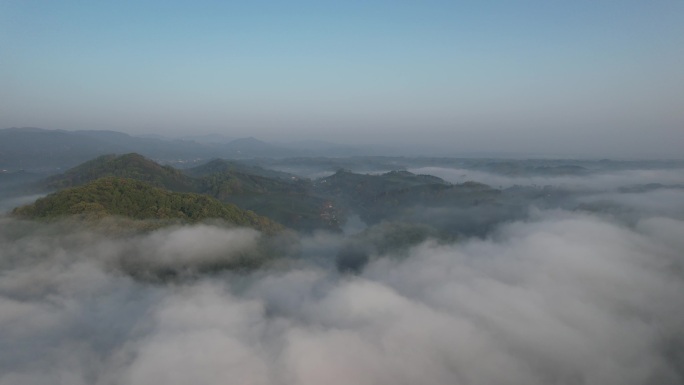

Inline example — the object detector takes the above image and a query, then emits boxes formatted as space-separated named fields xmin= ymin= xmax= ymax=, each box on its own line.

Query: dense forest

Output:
xmin=13 ymin=177 xmax=283 ymax=233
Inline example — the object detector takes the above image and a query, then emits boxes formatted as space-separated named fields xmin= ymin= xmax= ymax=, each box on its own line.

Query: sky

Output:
xmin=1 ymin=0 xmax=683 ymax=158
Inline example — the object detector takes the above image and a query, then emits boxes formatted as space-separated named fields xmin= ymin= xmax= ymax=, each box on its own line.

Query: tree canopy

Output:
xmin=13 ymin=177 xmax=283 ymax=233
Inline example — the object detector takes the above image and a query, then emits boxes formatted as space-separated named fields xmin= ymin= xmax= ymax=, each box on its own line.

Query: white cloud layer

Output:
xmin=409 ymin=167 xmax=684 ymax=191
xmin=1 ymin=208 xmax=682 ymax=385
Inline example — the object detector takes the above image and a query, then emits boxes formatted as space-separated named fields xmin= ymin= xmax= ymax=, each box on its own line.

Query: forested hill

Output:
xmin=315 ymin=169 xmax=451 ymax=205
xmin=13 ymin=177 xmax=283 ymax=233
xmin=43 ymin=153 xmax=197 ymax=192
xmin=37 ymin=153 xmax=333 ymax=231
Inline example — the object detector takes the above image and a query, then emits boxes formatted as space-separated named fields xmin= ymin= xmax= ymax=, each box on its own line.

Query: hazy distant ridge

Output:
xmin=0 ymin=127 xmax=370 ymax=171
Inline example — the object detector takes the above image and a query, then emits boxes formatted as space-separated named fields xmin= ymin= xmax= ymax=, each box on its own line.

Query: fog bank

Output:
xmin=409 ymin=167 xmax=684 ymax=191
xmin=1 ymin=209 xmax=682 ymax=384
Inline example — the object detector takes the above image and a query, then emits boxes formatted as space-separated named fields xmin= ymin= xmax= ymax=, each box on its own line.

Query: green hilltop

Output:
xmin=44 ymin=153 xmax=197 ymax=192
xmin=13 ymin=177 xmax=283 ymax=233
xmin=39 ymin=153 xmax=337 ymax=231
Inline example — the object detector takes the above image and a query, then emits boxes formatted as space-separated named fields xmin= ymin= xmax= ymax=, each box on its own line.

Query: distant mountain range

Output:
xmin=0 ymin=127 xmax=371 ymax=172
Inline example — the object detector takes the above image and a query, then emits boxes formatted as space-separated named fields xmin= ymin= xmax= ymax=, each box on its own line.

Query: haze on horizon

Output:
xmin=1 ymin=1 xmax=683 ymax=158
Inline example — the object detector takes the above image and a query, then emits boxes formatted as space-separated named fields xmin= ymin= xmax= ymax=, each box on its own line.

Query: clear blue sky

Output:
xmin=1 ymin=0 xmax=683 ymax=157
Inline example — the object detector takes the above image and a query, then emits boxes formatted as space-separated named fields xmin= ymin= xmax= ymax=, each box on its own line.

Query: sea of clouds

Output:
xmin=1 ymin=208 xmax=683 ymax=385
xmin=1 ymin=165 xmax=684 ymax=385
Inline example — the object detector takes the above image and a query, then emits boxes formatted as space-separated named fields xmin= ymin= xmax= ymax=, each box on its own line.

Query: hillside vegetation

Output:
xmin=13 ymin=177 xmax=283 ymax=233
xmin=44 ymin=153 xmax=198 ymax=191
xmin=40 ymin=154 xmax=335 ymax=231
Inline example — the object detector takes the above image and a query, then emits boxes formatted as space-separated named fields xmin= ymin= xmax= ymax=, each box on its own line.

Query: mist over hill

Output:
xmin=3 ymin=0 xmax=684 ymax=381
xmin=1 ymin=134 xmax=684 ymax=385
xmin=21 ymin=153 xmax=337 ymax=232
